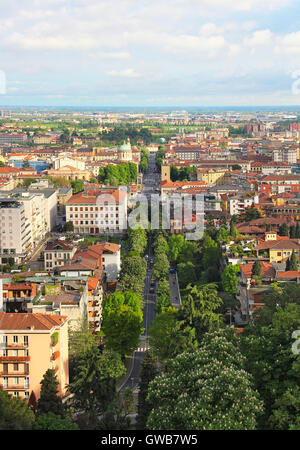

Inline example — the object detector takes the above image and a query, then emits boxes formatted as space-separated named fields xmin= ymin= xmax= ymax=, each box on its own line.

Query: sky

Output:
xmin=0 ymin=0 xmax=300 ymax=107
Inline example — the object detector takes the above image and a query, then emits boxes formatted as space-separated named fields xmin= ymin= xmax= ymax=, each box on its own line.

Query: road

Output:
xmin=118 ymin=153 xmax=159 ymax=392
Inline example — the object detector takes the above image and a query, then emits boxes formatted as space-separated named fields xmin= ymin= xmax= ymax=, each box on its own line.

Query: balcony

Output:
xmin=0 ymin=384 xmax=30 ymax=391
xmin=0 ymin=371 xmax=29 ymax=376
xmin=51 ymin=351 xmax=60 ymax=361
xmin=1 ymin=343 xmax=29 ymax=349
xmin=0 ymin=356 xmax=30 ymax=362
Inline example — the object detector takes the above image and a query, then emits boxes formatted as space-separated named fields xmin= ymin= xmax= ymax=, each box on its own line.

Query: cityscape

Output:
xmin=0 ymin=0 xmax=300 ymax=440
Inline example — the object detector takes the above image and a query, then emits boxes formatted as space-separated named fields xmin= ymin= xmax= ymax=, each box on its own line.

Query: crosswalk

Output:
xmin=135 ymin=345 xmax=151 ymax=353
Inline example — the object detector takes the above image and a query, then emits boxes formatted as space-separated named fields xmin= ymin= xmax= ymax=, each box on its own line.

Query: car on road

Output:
xmin=150 ymin=279 xmax=155 ymax=286
xmin=149 ymin=287 xmax=155 ymax=294
xmin=170 ymin=268 xmax=176 ymax=274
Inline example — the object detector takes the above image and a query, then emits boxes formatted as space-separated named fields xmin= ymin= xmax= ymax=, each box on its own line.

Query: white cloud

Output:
xmin=243 ymin=29 xmax=273 ymax=47
xmin=106 ymin=69 xmax=142 ymax=78
xmin=89 ymin=52 xmax=130 ymax=59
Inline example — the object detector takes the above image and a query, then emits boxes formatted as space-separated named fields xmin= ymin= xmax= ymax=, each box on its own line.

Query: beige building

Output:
xmin=45 ymin=166 xmax=92 ymax=181
xmin=0 ymin=312 xmax=69 ymax=403
xmin=44 ymin=240 xmax=77 ymax=270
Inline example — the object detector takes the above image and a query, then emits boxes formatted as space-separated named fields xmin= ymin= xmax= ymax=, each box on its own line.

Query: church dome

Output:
xmin=118 ymin=138 xmax=132 ymax=152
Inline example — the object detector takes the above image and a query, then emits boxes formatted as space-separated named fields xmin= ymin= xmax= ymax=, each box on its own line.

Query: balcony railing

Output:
xmin=0 ymin=385 xmax=29 ymax=391
xmin=0 ymin=356 xmax=30 ymax=362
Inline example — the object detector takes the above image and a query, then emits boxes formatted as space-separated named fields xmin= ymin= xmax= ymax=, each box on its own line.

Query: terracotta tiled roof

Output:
xmin=254 ymin=239 xmax=300 ymax=251
xmin=0 ymin=312 xmax=68 ymax=330
xmin=45 ymin=240 xmax=74 ymax=251
xmin=277 ymin=271 xmax=300 ymax=278
xmin=240 ymin=262 xmax=276 ymax=279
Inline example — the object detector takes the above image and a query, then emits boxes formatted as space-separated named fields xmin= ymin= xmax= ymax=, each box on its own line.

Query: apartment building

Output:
xmin=229 ymin=195 xmax=258 ymax=216
xmin=0 ymin=187 xmax=58 ymax=231
xmin=0 ymin=192 xmax=47 ymax=249
xmin=0 ymin=312 xmax=69 ymax=403
xmin=0 ymin=134 xmax=27 ymax=144
xmin=44 ymin=240 xmax=77 ymax=270
xmin=273 ymin=147 xmax=297 ymax=164
xmin=0 ymin=200 xmax=31 ymax=265
xmin=66 ymin=189 xmax=127 ymax=234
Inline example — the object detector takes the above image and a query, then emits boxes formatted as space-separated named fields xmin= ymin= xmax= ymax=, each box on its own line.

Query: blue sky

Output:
xmin=0 ymin=0 xmax=300 ymax=107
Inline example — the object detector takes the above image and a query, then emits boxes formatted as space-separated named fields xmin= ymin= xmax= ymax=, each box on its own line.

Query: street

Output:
xmin=118 ymin=153 xmax=159 ymax=392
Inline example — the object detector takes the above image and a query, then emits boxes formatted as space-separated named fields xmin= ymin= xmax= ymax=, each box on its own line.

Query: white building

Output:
xmin=0 ymin=200 xmax=31 ymax=265
xmin=53 ymin=156 xmax=86 ymax=171
xmin=273 ymin=147 xmax=297 ymax=164
xmin=66 ymin=189 xmax=127 ymax=235
xmin=229 ymin=195 xmax=258 ymax=216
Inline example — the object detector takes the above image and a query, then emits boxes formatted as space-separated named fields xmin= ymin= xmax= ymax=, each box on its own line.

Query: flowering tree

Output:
xmin=146 ymin=330 xmax=263 ymax=430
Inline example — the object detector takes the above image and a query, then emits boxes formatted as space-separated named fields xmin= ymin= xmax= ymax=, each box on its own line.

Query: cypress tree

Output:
xmin=290 ymin=225 xmax=296 ymax=239
xmin=296 ymin=222 xmax=300 ymax=239
xmin=36 ymin=369 xmax=65 ymax=418
xmin=279 ymin=222 xmax=289 ymax=237
xmin=289 ymin=251 xmax=298 ymax=271
xmin=252 ymin=260 xmax=262 ymax=278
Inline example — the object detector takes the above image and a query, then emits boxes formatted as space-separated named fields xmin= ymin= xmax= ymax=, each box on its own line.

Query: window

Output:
xmin=13 ymin=336 xmax=18 ymax=344
xmin=14 ymin=377 xmax=19 ymax=385
xmin=3 ymin=377 xmax=8 ymax=388
xmin=2 ymin=349 xmax=8 ymax=356
xmin=24 ymin=378 xmax=29 ymax=388
xmin=13 ymin=392 xmax=19 ymax=397
xmin=13 ymin=363 xmax=19 ymax=371
xmin=2 ymin=336 xmax=7 ymax=344
xmin=24 ymin=392 xmax=29 ymax=399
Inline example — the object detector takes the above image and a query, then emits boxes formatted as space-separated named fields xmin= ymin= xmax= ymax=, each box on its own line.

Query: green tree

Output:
xmin=69 ymin=346 xmax=125 ymax=429
xmin=36 ymin=369 xmax=66 ymax=418
xmin=152 ymin=252 xmax=170 ymax=281
xmin=146 ymin=330 xmax=263 ymax=430
xmin=148 ymin=307 xmax=197 ymax=362
xmin=217 ymin=226 xmax=231 ymax=243
xmin=222 ymin=264 xmax=240 ymax=295
xmin=0 ymin=389 xmax=34 ymax=430
xmin=119 ymin=255 xmax=147 ymax=298
xmin=177 ymin=261 xmax=197 ymax=288
xmin=136 ymin=350 xmax=158 ymax=430
xmin=286 ymin=250 xmax=298 ymax=271
xmin=155 ymin=279 xmax=171 ymax=314
xmin=33 ymin=412 xmax=79 ymax=430
xmin=289 ymin=225 xmax=296 ymax=239
xmin=102 ymin=291 xmax=142 ymax=321
xmin=279 ymin=222 xmax=289 ymax=237
xmin=270 ymin=387 xmax=300 ymax=430
xmin=251 ymin=260 xmax=262 ymax=278
xmin=102 ymin=305 xmax=144 ymax=357
xmin=244 ymin=207 xmax=261 ymax=222
xmin=168 ymin=234 xmax=185 ymax=263
xmin=296 ymin=222 xmax=300 ymax=238
xmin=241 ymin=302 xmax=300 ymax=428
xmin=202 ymin=235 xmax=220 ymax=269
xmin=127 ymin=227 xmax=147 ymax=254
xmin=70 ymin=179 xmax=83 ymax=194
xmin=153 ymin=234 xmax=169 ymax=255
xmin=181 ymin=284 xmax=223 ymax=342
